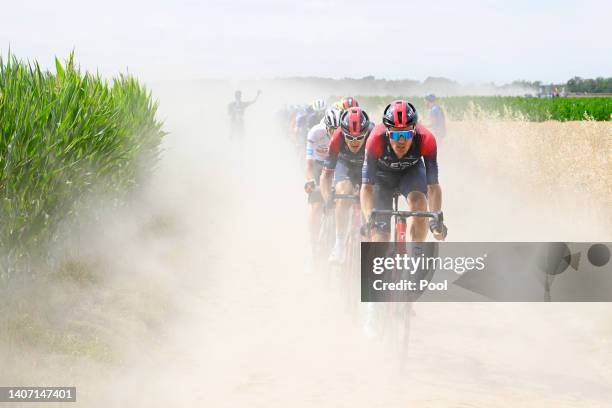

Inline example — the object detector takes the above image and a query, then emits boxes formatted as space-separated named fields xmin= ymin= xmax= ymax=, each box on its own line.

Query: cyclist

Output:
xmin=227 ymin=90 xmax=261 ymax=138
xmin=320 ymin=107 xmax=374 ymax=263
xmin=361 ymin=100 xmax=447 ymax=242
xmin=424 ymin=94 xmax=447 ymax=139
xmin=304 ymin=107 xmax=342 ymax=253
xmin=295 ymin=99 xmax=327 ymax=156
xmin=334 ymin=96 xmax=359 ymax=111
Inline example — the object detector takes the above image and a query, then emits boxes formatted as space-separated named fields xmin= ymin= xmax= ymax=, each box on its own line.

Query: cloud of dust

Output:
xmin=1 ymin=80 xmax=612 ymax=407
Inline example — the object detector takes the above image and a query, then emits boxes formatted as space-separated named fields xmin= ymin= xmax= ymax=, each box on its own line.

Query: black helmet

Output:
xmin=340 ymin=107 xmax=370 ymax=136
xmin=382 ymin=100 xmax=418 ymax=128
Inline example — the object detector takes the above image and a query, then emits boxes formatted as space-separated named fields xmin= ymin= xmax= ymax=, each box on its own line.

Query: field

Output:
xmin=357 ymin=96 xmax=612 ymax=121
xmin=0 ymin=54 xmax=165 ymax=274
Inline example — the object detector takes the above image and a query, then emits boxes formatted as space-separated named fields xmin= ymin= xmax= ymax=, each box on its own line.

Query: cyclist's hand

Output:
xmin=360 ymin=214 xmax=375 ymax=237
xmin=304 ymin=180 xmax=316 ymax=194
xmin=429 ymin=220 xmax=448 ymax=241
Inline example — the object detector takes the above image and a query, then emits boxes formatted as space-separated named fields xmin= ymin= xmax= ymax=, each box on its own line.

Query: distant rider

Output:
xmin=334 ymin=96 xmax=359 ymax=111
xmin=304 ymin=107 xmax=342 ymax=254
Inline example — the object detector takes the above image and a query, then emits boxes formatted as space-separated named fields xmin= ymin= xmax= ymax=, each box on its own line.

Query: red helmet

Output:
xmin=382 ymin=100 xmax=418 ymax=128
xmin=339 ymin=96 xmax=359 ymax=110
xmin=340 ymin=107 xmax=370 ymax=137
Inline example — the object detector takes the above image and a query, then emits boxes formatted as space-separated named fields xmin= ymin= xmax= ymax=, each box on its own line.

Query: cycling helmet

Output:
xmin=311 ymin=99 xmax=327 ymax=111
xmin=382 ymin=100 xmax=418 ymax=128
xmin=425 ymin=93 xmax=436 ymax=102
xmin=340 ymin=107 xmax=370 ymax=136
xmin=323 ymin=107 xmax=342 ymax=130
xmin=336 ymin=96 xmax=359 ymax=110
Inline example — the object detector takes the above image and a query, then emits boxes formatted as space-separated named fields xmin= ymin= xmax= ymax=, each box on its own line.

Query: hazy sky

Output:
xmin=2 ymin=0 xmax=611 ymax=84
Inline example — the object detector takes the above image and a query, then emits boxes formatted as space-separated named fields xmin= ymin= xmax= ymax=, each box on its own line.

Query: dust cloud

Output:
xmin=1 ymin=80 xmax=611 ymax=407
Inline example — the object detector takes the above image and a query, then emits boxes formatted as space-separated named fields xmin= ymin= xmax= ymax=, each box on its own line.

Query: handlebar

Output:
xmin=333 ymin=193 xmax=360 ymax=202
xmin=369 ymin=210 xmax=443 ymax=224
xmin=364 ymin=210 xmax=446 ymax=237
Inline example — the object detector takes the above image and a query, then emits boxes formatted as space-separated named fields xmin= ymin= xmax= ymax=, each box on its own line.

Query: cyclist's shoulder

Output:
xmin=367 ymin=123 xmax=387 ymax=143
xmin=307 ymin=123 xmax=326 ymax=138
xmin=417 ymin=124 xmax=437 ymax=156
xmin=328 ymin=128 xmax=343 ymax=153
xmin=365 ymin=124 xmax=387 ymax=155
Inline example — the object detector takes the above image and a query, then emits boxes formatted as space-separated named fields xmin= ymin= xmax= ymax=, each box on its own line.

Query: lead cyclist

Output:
xmin=360 ymin=100 xmax=447 ymax=242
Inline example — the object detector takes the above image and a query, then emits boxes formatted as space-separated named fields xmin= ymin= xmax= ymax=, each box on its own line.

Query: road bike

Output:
xmin=366 ymin=191 xmax=444 ymax=367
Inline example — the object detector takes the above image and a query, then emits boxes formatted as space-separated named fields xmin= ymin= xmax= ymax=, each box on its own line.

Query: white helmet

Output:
xmin=323 ymin=107 xmax=342 ymax=130
xmin=311 ymin=99 xmax=327 ymax=112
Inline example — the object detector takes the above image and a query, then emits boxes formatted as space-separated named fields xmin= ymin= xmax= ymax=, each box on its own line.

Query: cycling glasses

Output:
xmin=343 ymin=132 xmax=367 ymax=142
xmin=388 ymin=129 xmax=415 ymax=141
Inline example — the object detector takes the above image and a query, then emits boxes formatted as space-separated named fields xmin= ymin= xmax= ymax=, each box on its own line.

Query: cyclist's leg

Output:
xmin=334 ymin=164 xmax=356 ymax=236
xmin=308 ymin=161 xmax=325 ymax=248
xmin=398 ymin=161 xmax=429 ymax=242
xmin=372 ymin=173 xmax=400 ymax=242
xmin=330 ymin=164 xmax=360 ymax=261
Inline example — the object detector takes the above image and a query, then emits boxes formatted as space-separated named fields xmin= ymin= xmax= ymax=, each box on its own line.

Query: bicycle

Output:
xmin=365 ymin=190 xmax=445 ymax=368
xmin=314 ymin=190 xmax=335 ymax=273
xmin=330 ymin=189 xmax=363 ymax=317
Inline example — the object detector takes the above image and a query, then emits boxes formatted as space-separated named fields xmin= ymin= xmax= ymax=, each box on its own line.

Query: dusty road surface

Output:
xmin=2 ymin=84 xmax=611 ymax=407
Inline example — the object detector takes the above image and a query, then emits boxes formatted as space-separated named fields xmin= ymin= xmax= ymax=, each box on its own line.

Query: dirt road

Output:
xmin=3 ymin=84 xmax=611 ymax=407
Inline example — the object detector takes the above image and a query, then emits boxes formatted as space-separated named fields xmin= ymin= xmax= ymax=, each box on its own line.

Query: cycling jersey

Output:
xmin=362 ymin=123 xmax=439 ymax=232
xmin=306 ymin=124 xmax=331 ymax=162
xmin=323 ymin=126 xmax=372 ymax=172
xmin=362 ymin=123 xmax=438 ymax=185
xmin=323 ymin=123 xmax=374 ymax=187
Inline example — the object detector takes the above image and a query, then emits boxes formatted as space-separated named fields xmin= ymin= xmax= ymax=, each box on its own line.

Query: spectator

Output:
xmin=425 ymin=94 xmax=447 ymax=140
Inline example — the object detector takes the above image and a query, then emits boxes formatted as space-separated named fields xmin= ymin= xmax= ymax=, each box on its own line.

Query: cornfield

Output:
xmin=0 ymin=53 xmax=166 ymax=273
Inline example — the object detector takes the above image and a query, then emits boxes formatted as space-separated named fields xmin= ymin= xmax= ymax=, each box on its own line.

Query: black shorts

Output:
xmin=373 ymin=160 xmax=428 ymax=232
xmin=333 ymin=161 xmax=361 ymax=188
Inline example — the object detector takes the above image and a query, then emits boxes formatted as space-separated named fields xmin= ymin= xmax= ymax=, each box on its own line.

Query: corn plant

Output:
xmin=0 ymin=53 xmax=166 ymax=275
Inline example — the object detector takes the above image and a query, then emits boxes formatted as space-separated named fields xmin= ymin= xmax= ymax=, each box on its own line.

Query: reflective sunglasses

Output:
xmin=343 ymin=131 xmax=366 ymax=142
xmin=388 ymin=129 xmax=415 ymax=141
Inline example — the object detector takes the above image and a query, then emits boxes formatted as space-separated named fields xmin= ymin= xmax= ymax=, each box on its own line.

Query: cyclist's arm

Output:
xmin=361 ymin=154 xmax=377 ymax=221
xmin=305 ymin=128 xmax=317 ymax=181
xmin=419 ymin=126 xmax=446 ymax=239
xmin=305 ymin=159 xmax=315 ymax=183
xmin=321 ymin=129 xmax=341 ymax=203
xmin=427 ymin=184 xmax=442 ymax=212
xmin=360 ymin=184 xmax=374 ymax=221
xmin=361 ymin=126 xmax=384 ymax=221
xmin=320 ymin=169 xmax=333 ymax=203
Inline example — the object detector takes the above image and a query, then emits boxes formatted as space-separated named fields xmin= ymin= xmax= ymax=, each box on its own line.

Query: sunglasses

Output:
xmin=343 ymin=132 xmax=366 ymax=142
xmin=388 ymin=129 xmax=415 ymax=141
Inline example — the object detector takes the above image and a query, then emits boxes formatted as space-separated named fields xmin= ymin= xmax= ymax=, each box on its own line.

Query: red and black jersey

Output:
xmin=362 ymin=123 xmax=439 ymax=185
xmin=323 ymin=124 xmax=374 ymax=172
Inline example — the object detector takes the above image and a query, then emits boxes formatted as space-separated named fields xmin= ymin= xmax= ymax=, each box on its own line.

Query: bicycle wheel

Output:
xmin=315 ymin=211 xmax=335 ymax=272
xmin=342 ymin=230 xmax=361 ymax=318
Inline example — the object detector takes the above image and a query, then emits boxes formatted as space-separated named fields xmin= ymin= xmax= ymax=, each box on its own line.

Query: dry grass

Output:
xmin=447 ymin=119 xmax=612 ymax=213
